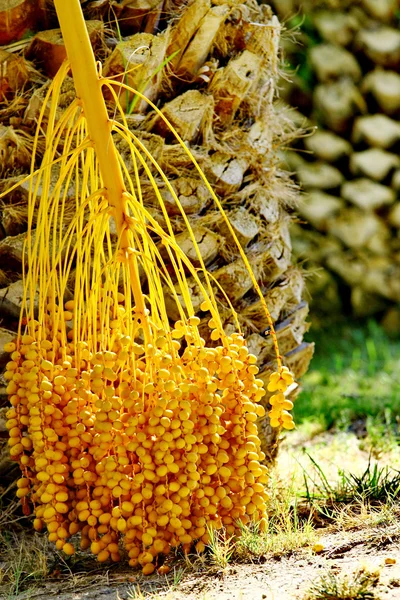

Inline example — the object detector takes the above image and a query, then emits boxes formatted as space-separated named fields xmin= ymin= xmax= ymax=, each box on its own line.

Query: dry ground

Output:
xmin=10 ymin=538 xmax=400 ymax=600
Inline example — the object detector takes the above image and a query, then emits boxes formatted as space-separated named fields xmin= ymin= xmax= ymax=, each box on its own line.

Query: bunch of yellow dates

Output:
xmin=4 ymin=297 xmax=294 ymax=575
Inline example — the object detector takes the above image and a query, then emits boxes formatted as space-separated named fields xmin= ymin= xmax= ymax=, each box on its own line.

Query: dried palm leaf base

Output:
xmin=1 ymin=1 xmax=296 ymax=574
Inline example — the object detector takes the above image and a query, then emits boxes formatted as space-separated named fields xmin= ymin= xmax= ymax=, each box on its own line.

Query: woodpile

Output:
xmin=272 ymin=0 xmax=400 ymax=328
xmin=0 ymin=0 xmax=313 ymax=474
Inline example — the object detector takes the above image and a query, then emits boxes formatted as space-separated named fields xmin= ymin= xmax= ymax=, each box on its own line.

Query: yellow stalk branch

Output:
xmin=53 ymin=0 xmax=149 ymax=340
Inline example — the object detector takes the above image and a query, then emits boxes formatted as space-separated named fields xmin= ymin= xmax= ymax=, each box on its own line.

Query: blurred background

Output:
xmin=270 ymin=0 xmax=400 ymax=444
xmin=274 ymin=0 xmax=400 ymax=328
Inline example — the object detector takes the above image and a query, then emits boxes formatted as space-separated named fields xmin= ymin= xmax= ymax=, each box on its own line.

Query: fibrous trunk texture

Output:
xmin=272 ymin=0 xmax=400 ymax=330
xmin=0 ymin=0 xmax=313 ymax=478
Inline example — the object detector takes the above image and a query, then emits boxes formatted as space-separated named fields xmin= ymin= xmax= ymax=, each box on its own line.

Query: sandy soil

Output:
xmin=18 ymin=527 xmax=400 ymax=600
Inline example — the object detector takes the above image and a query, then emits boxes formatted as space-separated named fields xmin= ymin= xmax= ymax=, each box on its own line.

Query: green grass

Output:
xmin=234 ymin=518 xmax=315 ymax=560
xmin=302 ymin=455 xmax=400 ymax=505
xmin=235 ymin=478 xmax=316 ymax=559
xmin=294 ymin=321 xmax=400 ymax=432
xmin=0 ymin=531 xmax=52 ymax=599
xmin=206 ymin=525 xmax=235 ymax=570
xmin=305 ymin=568 xmax=380 ymax=600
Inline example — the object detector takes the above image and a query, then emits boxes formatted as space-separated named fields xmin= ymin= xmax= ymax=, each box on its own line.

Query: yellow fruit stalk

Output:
xmin=2 ymin=0 xmax=295 ymax=573
xmin=51 ymin=0 xmax=147 ymax=335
